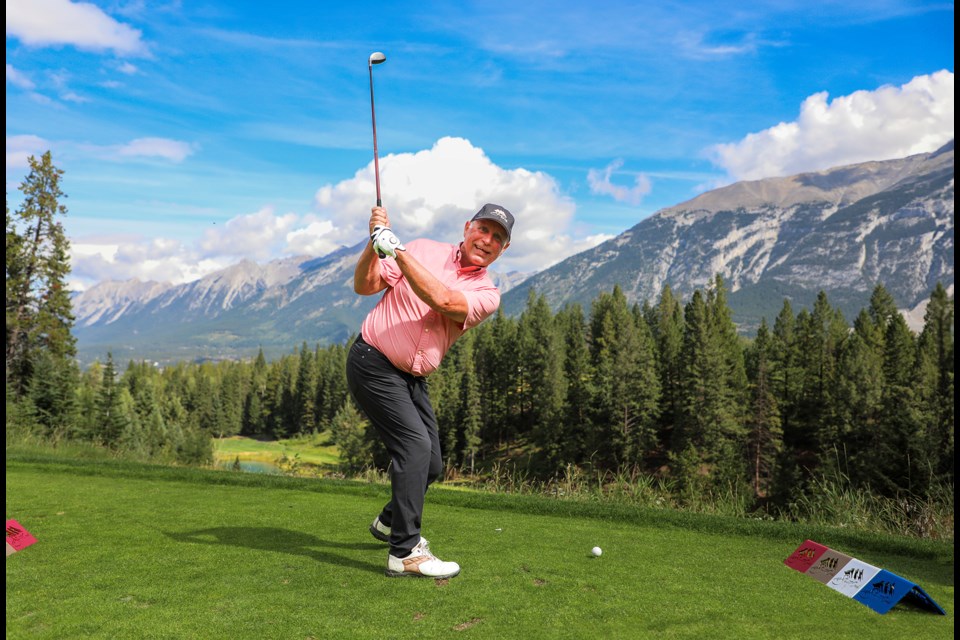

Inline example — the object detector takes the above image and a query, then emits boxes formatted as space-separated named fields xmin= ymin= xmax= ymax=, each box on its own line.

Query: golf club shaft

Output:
xmin=368 ymin=64 xmax=382 ymax=207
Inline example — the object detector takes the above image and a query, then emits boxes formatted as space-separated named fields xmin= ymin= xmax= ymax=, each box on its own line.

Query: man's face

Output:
xmin=460 ymin=220 xmax=509 ymax=268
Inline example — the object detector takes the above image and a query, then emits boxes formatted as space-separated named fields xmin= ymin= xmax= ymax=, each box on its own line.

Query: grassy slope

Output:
xmin=6 ymin=454 xmax=954 ymax=640
xmin=212 ymin=434 xmax=339 ymax=468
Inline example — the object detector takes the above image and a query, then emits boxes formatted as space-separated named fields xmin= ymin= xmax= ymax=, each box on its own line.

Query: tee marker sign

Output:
xmin=784 ymin=539 xmax=945 ymax=615
xmin=6 ymin=519 xmax=38 ymax=557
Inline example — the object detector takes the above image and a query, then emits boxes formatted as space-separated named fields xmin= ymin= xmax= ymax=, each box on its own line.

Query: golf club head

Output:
xmin=369 ymin=52 xmax=386 ymax=66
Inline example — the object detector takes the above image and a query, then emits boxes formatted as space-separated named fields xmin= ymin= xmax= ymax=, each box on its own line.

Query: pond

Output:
xmin=218 ymin=459 xmax=282 ymax=475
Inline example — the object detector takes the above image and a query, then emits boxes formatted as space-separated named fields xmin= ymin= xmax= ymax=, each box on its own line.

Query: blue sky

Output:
xmin=5 ymin=0 xmax=955 ymax=289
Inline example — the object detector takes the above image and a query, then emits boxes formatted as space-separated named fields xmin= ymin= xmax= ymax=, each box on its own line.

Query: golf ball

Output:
xmin=591 ymin=546 xmax=602 ymax=557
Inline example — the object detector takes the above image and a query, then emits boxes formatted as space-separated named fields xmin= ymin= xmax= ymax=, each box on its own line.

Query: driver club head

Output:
xmin=369 ymin=52 xmax=386 ymax=66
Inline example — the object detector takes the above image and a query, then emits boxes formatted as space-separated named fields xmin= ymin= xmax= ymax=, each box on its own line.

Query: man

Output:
xmin=347 ymin=203 xmax=514 ymax=578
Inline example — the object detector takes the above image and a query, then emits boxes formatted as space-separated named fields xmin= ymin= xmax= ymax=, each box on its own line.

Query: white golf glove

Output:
xmin=371 ymin=225 xmax=406 ymax=258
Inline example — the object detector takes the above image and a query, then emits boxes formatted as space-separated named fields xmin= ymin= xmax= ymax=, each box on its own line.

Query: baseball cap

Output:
xmin=471 ymin=203 xmax=515 ymax=242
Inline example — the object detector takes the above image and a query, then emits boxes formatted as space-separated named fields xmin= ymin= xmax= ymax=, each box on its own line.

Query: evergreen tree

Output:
xmin=872 ymin=313 xmax=927 ymax=495
xmin=6 ymin=152 xmax=76 ymax=397
xmin=704 ymin=275 xmax=749 ymax=486
xmin=457 ymin=332 xmax=484 ymax=473
xmin=26 ymin=349 xmax=78 ymax=437
xmin=833 ymin=310 xmax=885 ymax=487
xmin=916 ymin=283 xmax=954 ymax=484
xmin=330 ymin=399 xmax=378 ymax=473
xmin=519 ymin=292 xmax=566 ymax=466
xmin=294 ymin=342 xmax=317 ymax=434
xmin=555 ymin=303 xmax=594 ymax=464
xmin=95 ymin=353 xmax=130 ymax=447
xmin=652 ymin=285 xmax=685 ymax=458
xmin=219 ymin=363 xmax=244 ymax=437
xmin=313 ymin=344 xmax=337 ymax=430
xmin=589 ymin=286 xmax=659 ymax=468
xmin=473 ymin=310 xmax=519 ymax=447
xmin=744 ymin=319 xmax=782 ymax=497
xmin=243 ymin=348 xmax=268 ymax=436
xmin=263 ymin=360 xmax=286 ymax=438
xmin=431 ymin=338 xmax=465 ymax=468
xmin=73 ymin=361 xmax=103 ymax=440
xmin=674 ymin=277 xmax=746 ymax=489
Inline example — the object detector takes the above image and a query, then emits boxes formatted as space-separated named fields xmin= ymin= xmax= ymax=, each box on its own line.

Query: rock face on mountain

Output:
xmin=501 ymin=141 xmax=954 ymax=329
xmin=72 ymin=244 xmax=531 ymax=365
xmin=73 ymin=142 xmax=953 ymax=365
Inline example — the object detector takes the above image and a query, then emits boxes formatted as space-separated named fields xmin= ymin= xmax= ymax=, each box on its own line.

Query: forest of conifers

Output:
xmin=6 ymin=153 xmax=955 ymax=519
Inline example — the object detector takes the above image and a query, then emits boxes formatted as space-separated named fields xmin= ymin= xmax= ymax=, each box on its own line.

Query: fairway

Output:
xmin=212 ymin=435 xmax=339 ymax=469
xmin=6 ymin=457 xmax=954 ymax=639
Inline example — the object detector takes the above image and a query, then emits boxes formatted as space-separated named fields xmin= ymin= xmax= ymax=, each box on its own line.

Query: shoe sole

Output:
xmin=369 ymin=525 xmax=390 ymax=543
xmin=384 ymin=568 xmax=461 ymax=579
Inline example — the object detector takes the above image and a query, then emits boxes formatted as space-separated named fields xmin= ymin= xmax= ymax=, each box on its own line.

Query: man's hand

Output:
xmin=371 ymin=225 xmax=406 ymax=258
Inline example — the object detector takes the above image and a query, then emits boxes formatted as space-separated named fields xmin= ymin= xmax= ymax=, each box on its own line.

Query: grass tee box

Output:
xmin=785 ymin=539 xmax=946 ymax=615
xmin=6 ymin=455 xmax=955 ymax=640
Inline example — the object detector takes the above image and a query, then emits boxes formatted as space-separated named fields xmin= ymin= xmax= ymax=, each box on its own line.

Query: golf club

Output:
xmin=368 ymin=51 xmax=387 ymax=206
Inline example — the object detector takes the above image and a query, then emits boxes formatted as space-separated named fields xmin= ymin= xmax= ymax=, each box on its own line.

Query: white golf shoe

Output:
xmin=369 ymin=516 xmax=390 ymax=543
xmin=386 ymin=537 xmax=460 ymax=579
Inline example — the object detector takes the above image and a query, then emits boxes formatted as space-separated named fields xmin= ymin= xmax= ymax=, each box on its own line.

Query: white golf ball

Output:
xmin=591 ymin=546 xmax=602 ymax=557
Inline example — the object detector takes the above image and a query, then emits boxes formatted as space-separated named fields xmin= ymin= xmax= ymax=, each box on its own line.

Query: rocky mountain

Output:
xmin=72 ymin=245 xmax=531 ymax=366
xmin=501 ymin=141 xmax=954 ymax=330
xmin=73 ymin=142 xmax=953 ymax=365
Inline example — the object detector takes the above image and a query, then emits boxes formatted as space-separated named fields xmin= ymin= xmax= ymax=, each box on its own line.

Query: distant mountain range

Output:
xmin=73 ymin=141 xmax=954 ymax=366
xmin=502 ymin=140 xmax=954 ymax=329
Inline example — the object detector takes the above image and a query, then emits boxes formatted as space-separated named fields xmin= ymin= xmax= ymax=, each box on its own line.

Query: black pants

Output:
xmin=346 ymin=335 xmax=443 ymax=556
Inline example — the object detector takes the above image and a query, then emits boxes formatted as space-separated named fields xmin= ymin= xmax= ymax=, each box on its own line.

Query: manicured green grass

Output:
xmin=212 ymin=434 xmax=339 ymax=468
xmin=6 ymin=453 xmax=954 ymax=639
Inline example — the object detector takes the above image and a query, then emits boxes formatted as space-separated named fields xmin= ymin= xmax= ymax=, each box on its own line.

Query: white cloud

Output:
xmin=707 ymin=70 xmax=955 ymax=180
xmin=6 ymin=134 xmax=50 ymax=170
xmin=70 ymin=236 xmax=233 ymax=289
xmin=61 ymin=91 xmax=89 ymax=103
xmin=6 ymin=64 xmax=35 ymax=89
xmin=6 ymin=0 xmax=147 ymax=56
xmin=587 ymin=159 xmax=653 ymax=205
xmin=312 ymin=136 xmax=591 ymax=273
xmin=117 ymin=137 xmax=194 ymax=162
xmin=285 ymin=220 xmax=338 ymax=256
xmin=68 ymin=138 xmax=605 ymax=287
xmin=199 ymin=207 xmax=299 ymax=259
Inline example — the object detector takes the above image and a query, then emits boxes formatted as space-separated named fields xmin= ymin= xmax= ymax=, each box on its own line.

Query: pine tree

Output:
xmin=96 ymin=353 xmax=130 ymax=447
xmin=833 ymin=310 xmax=885 ymax=487
xmin=294 ymin=342 xmax=317 ymax=434
xmin=26 ymin=349 xmax=78 ymax=437
xmin=589 ymin=286 xmax=659 ymax=469
xmin=652 ymin=285 xmax=684 ymax=458
xmin=555 ymin=303 xmax=594 ymax=464
xmin=430 ymin=339 xmax=465 ymax=468
xmin=916 ymin=283 xmax=954 ymax=484
xmin=6 ymin=152 xmax=76 ymax=397
xmin=473 ymin=310 xmax=519 ymax=447
xmin=744 ymin=319 xmax=782 ymax=497
xmin=243 ymin=348 xmax=268 ymax=435
xmin=674 ymin=278 xmax=746 ymax=489
xmin=877 ymin=313 xmax=927 ymax=495
xmin=330 ymin=399 xmax=377 ymax=473
xmin=457 ymin=332 xmax=483 ymax=473
xmin=519 ymin=292 xmax=566 ymax=466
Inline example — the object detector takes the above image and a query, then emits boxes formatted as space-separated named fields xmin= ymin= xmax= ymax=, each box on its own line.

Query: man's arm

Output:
xmin=354 ymin=207 xmax=390 ymax=295
xmin=394 ymin=251 xmax=469 ymax=325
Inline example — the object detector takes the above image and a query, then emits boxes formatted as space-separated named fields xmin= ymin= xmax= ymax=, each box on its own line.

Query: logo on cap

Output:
xmin=489 ymin=208 xmax=508 ymax=223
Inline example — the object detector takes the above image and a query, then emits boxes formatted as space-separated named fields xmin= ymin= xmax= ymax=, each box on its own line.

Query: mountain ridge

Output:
xmin=73 ymin=142 xmax=954 ymax=365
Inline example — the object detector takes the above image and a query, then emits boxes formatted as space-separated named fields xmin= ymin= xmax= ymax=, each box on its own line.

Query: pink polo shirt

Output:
xmin=361 ymin=238 xmax=501 ymax=376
